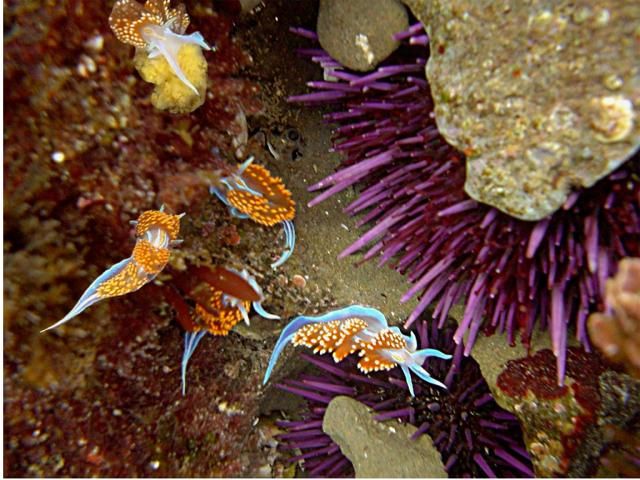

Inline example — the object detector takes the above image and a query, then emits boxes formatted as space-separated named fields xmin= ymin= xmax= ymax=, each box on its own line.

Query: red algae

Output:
xmin=496 ymin=348 xmax=605 ymax=402
xmin=495 ymin=348 xmax=630 ymax=476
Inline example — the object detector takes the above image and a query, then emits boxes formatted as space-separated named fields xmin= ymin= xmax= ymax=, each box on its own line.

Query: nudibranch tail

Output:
xmin=262 ymin=305 xmax=388 ymax=385
xmin=40 ymin=257 xmax=133 ymax=333
xmin=271 ymin=220 xmax=296 ymax=269
xmin=263 ymin=314 xmax=322 ymax=385
xmin=253 ymin=302 xmax=280 ymax=320
xmin=181 ymin=329 xmax=208 ymax=395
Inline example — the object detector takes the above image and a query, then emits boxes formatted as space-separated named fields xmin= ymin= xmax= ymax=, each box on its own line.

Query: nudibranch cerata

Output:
xmin=42 ymin=207 xmax=184 ymax=332
xmin=263 ymin=305 xmax=452 ymax=397
xmin=109 ymin=0 xmax=211 ymax=95
xmin=180 ymin=266 xmax=280 ymax=395
xmin=210 ymin=157 xmax=296 ymax=269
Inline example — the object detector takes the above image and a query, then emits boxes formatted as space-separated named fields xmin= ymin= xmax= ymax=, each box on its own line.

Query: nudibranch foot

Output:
xmin=263 ymin=305 xmax=389 ymax=385
xmin=42 ymin=208 xmax=183 ymax=333
xmin=263 ymin=305 xmax=451 ymax=397
xmin=209 ymin=158 xmax=297 ymax=268
xmin=181 ymin=329 xmax=208 ymax=395
xmin=40 ymin=257 xmax=133 ymax=333
xmin=271 ymin=220 xmax=296 ymax=269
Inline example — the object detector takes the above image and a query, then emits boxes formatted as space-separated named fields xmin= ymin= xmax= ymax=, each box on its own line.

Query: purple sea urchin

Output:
xmin=275 ymin=317 xmax=533 ymax=478
xmin=289 ymin=25 xmax=640 ymax=384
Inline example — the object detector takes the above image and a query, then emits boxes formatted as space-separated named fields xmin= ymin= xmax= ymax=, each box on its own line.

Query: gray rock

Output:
xmin=317 ymin=0 xmax=409 ymax=72
xmin=323 ymin=396 xmax=447 ymax=477
xmin=402 ymin=0 xmax=640 ymax=220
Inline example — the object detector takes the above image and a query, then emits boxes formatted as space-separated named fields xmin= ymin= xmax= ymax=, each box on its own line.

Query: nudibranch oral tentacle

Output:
xmin=41 ymin=208 xmax=183 ymax=333
xmin=262 ymin=305 xmax=451 ymax=397
xmin=179 ymin=266 xmax=280 ymax=395
xmin=210 ymin=157 xmax=296 ymax=269
xmin=109 ymin=0 xmax=211 ymax=95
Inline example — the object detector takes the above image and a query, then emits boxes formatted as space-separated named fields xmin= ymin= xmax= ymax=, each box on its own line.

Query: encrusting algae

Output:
xmin=109 ymin=0 xmax=211 ymax=113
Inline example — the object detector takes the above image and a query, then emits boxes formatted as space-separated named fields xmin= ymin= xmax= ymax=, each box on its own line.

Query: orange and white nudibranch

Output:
xmin=41 ymin=207 xmax=184 ymax=332
xmin=211 ymin=157 xmax=296 ymax=269
xmin=180 ymin=266 xmax=280 ymax=395
xmin=262 ymin=305 xmax=452 ymax=397
xmin=109 ymin=0 xmax=211 ymax=95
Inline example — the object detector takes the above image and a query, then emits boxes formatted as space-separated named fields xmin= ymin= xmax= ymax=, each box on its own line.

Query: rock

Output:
xmin=317 ymin=0 xmax=409 ymax=72
xmin=402 ymin=0 xmax=640 ymax=220
xmin=322 ymin=396 xmax=446 ymax=477
xmin=486 ymin=343 xmax=639 ymax=476
xmin=134 ymin=44 xmax=208 ymax=114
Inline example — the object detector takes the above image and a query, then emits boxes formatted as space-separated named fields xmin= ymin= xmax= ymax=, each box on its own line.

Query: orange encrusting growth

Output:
xmin=193 ymin=287 xmax=250 ymax=336
xmin=357 ymin=329 xmax=407 ymax=373
xmin=135 ymin=210 xmax=182 ymax=240
xmin=109 ymin=0 xmax=190 ymax=48
xmin=228 ymin=164 xmax=295 ymax=227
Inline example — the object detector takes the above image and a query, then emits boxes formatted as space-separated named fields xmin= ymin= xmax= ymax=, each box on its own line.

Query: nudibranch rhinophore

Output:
xmin=42 ymin=207 xmax=184 ymax=333
xmin=109 ymin=0 xmax=211 ymax=95
xmin=211 ymin=157 xmax=296 ymax=269
xmin=263 ymin=305 xmax=452 ymax=397
xmin=180 ymin=266 xmax=280 ymax=395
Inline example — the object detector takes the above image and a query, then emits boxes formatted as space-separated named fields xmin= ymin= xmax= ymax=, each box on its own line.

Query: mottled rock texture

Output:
xmin=403 ymin=0 xmax=640 ymax=220
xmin=323 ymin=396 xmax=447 ymax=477
xmin=494 ymin=348 xmax=640 ymax=476
xmin=317 ymin=0 xmax=408 ymax=72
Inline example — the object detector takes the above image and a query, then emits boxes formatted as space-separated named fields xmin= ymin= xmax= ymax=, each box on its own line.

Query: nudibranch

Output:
xmin=109 ymin=0 xmax=211 ymax=95
xmin=180 ymin=266 xmax=280 ymax=395
xmin=262 ymin=305 xmax=452 ymax=397
xmin=210 ymin=157 xmax=296 ymax=269
xmin=42 ymin=207 xmax=184 ymax=332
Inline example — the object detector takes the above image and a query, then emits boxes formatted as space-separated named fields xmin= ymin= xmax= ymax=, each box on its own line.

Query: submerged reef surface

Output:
xmin=404 ymin=0 xmax=640 ymax=220
xmin=290 ymin=24 xmax=640 ymax=386
xmin=275 ymin=317 xmax=533 ymax=478
xmin=3 ymin=0 xmax=280 ymax=476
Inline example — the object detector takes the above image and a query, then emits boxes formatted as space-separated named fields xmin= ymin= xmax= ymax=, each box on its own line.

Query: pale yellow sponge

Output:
xmin=134 ymin=43 xmax=208 ymax=114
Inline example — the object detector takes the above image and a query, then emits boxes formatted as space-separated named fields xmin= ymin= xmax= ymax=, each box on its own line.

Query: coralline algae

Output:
xmin=403 ymin=0 xmax=640 ymax=220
